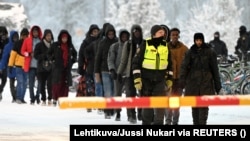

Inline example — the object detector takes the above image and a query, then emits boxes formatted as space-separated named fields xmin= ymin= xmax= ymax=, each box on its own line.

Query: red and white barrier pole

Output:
xmin=58 ymin=95 xmax=250 ymax=109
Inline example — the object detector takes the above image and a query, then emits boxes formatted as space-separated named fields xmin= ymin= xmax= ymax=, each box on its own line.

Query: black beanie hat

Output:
xmin=194 ymin=32 xmax=204 ymax=42
xmin=20 ymin=28 xmax=29 ymax=36
xmin=151 ymin=25 xmax=163 ymax=36
xmin=239 ymin=25 xmax=247 ymax=32
xmin=0 ymin=26 xmax=8 ymax=34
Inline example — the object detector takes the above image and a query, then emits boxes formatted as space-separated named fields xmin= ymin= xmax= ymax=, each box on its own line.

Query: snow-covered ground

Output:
xmin=0 ymin=80 xmax=250 ymax=140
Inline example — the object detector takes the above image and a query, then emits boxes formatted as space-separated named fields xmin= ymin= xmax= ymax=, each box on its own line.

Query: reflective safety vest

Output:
xmin=142 ymin=39 xmax=168 ymax=70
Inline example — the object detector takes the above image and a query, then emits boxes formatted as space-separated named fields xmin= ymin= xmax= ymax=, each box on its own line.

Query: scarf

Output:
xmin=61 ymin=43 xmax=68 ymax=68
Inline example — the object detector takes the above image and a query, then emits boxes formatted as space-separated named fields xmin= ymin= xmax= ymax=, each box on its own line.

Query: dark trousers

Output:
xmin=9 ymin=78 xmax=16 ymax=100
xmin=37 ymin=71 xmax=52 ymax=102
xmin=0 ymin=68 xmax=7 ymax=93
xmin=114 ymin=77 xmax=125 ymax=113
xmin=28 ymin=68 xmax=39 ymax=103
xmin=192 ymin=107 xmax=209 ymax=125
xmin=141 ymin=78 xmax=166 ymax=125
xmin=125 ymin=77 xmax=137 ymax=118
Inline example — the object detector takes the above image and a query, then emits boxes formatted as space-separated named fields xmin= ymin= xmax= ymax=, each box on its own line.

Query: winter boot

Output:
xmin=192 ymin=107 xmax=200 ymax=125
xmin=115 ymin=112 xmax=121 ymax=121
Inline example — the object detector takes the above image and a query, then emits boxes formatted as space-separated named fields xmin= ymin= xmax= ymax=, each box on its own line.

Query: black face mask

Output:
xmin=240 ymin=30 xmax=246 ymax=36
xmin=152 ymin=36 xmax=164 ymax=47
xmin=214 ymin=37 xmax=220 ymax=40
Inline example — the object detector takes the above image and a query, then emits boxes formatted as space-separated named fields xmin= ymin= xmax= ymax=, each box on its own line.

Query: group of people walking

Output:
xmin=76 ymin=22 xmax=233 ymax=125
xmin=0 ymin=25 xmax=77 ymax=106
xmin=1 ymin=22 xmax=248 ymax=125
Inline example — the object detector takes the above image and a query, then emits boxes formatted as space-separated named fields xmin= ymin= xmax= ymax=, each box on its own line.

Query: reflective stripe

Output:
xmin=168 ymin=71 xmax=173 ymax=75
xmin=133 ymin=69 xmax=141 ymax=74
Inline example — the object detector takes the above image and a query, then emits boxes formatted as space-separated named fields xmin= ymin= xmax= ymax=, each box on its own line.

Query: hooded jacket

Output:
xmin=107 ymin=29 xmax=130 ymax=72
xmin=179 ymin=41 xmax=221 ymax=96
xmin=21 ymin=25 xmax=43 ymax=72
xmin=34 ymin=29 xmax=54 ymax=73
xmin=94 ymin=24 xmax=118 ymax=73
xmin=0 ymin=30 xmax=18 ymax=78
xmin=117 ymin=24 xmax=144 ymax=77
xmin=47 ymin=29 xmax=77 ymax=86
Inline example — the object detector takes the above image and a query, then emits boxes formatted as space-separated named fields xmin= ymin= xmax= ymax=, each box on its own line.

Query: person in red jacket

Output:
xmin=21 ymin=25 xmax=42 ymax=104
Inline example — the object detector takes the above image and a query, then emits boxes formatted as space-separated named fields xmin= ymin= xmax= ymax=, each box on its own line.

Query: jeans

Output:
xmin=16 ymin=67 xmax=27 ymax=101
xmin=101 ymin=72 xmax=114 ymax=98
xmin=28 ymin=68 xmax=39 ymax=103
xmin=101 ymin=72 xmax=114 ymax=115
xmin=94 ymin=74 xmax=103 ymax=97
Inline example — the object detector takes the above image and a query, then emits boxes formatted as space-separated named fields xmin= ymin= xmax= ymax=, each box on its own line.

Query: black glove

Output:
xmin=8 ymin=67 xmax=13 ymax=74
xmin=77 ymin=66 xmax=85 ymax=75
xmin=117 ymin=73 xmax=122 ymax=83
xmin=110 ymin=69 xmax=117 ymax=80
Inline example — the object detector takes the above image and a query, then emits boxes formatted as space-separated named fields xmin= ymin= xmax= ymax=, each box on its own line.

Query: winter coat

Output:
xmin=94 ymin=24 xmax=118 ymax=73
xmin=78 ymin=24 xmax=99 ymax=75
xmin=117 ymin=24 xmax=144 ymax=77
xmin=209 ymin=39 xmax=228 ymax=57
xmin=8 ymin=39 xmax=25 ymax=68
xmin=0 ymin=30 xmax=18 ymax=78
xmin=21 ymin=25 xmax=43 ymax=72
xmin=107 ymin=29 xmax=130 ymax=72
xmin=179 ymin=43 xmax=221 ymax=96
xmin=34 ymin=39 xmax=52 ymax=73
xmin=167 ymin=41 xmax=188 ymax=79
xmin=33 ymin=29 xmax=54 ymax=73
xmin=47 ymin=30 xmax=77 ymax=86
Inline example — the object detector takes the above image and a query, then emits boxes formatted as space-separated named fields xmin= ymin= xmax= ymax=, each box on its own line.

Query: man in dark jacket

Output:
xmin=235 ymin=25 xmax=250 ymax=65
xmin=107 ymin=29 xmax=130 ymax=121
xmin=117 ymin=24 xmax=144 ymax=124
xmin=179 ymin=33 xmax=221 ymax=125
xmin=209 ymin=31 xmax=228 ymax=63
xmin=78 ymin=24 xmax=99 ymax=112
xmin=94 ymin=24 xmax=118 ymax=119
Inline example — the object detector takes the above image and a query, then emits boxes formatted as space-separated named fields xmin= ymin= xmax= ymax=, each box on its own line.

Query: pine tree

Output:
xmin=105 ymin=0 xmax=167 ymax=38
xmin=178 ymin=0 xmax=243 ymax=53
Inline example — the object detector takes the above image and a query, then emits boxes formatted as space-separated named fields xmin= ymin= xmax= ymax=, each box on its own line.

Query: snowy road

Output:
xmin=0 ymin=89 xmax=250 ymax=140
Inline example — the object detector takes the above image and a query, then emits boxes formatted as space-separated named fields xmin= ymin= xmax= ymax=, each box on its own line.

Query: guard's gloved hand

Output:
xmin=110 ymin=69 xmax=117 ymax=80
xmin=134 ymin=77 xmax=142 ymax=90
xmin=166 ymin=79 xmax=173 ymax=89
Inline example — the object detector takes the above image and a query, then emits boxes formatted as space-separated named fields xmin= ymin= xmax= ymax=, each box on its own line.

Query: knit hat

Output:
xmin=239 ymin=25 xmax=247 ymax=32
xmin=150 ymin=25 xmax=163 ymax=36
xmin=20 ymin=28 xmax=29 ymax=36
xmin=194 ymin=32 xmax=204 ymax=42
xmin=0 ymin=26 xmax=8 ymax=34
xmin=214 ymin=31 xmax=220 ymax=38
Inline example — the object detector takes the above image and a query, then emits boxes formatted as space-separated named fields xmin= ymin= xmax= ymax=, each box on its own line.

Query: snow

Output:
xmin=1 ymin=0 xmax=250 ymax=140
xmin=0 ymin=80 xmax=250 ymax=140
